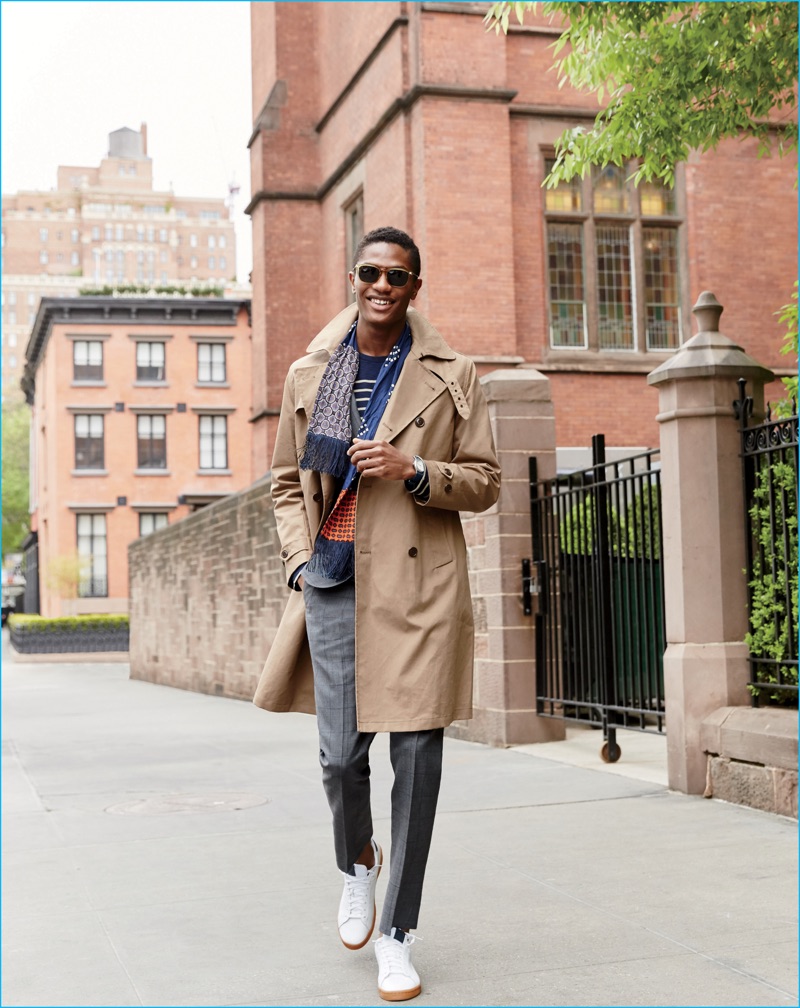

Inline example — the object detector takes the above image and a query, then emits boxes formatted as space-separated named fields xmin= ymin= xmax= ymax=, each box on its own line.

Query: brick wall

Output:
xmin=128 ymin=476 xmax=286 ymax=699
xmin=247 ymin=3 xmax=796 ymax=472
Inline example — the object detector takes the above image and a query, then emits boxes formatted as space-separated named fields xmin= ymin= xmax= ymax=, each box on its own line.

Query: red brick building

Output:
xmin=22 ymin=296 xmax=252 ymax=617
xmin=2 ymin=125 xmax=240 ymax=397
xmin=246 ymin=2 xmax=796 ymax=466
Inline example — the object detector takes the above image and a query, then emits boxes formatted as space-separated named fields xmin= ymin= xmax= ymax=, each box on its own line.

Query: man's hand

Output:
xmin=347 ymin=438 xmax=416 ymax=481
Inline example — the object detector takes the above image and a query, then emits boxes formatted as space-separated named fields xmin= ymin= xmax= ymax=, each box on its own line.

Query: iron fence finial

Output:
xmin=733 ymin=377 xmax=753 ymax=426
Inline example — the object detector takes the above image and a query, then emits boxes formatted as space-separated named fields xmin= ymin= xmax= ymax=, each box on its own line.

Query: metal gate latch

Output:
xmin=521 ymin=558 xmax=547 ymax=616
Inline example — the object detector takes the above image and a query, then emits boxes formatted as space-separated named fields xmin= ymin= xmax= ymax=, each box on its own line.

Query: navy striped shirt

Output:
xmin=355 ymin=352 xmax=429 ymax=502
xmin=355 ymin=352 xmax=385 ymax=418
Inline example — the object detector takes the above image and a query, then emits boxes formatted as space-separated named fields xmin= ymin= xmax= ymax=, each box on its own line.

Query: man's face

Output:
xmin=349 ymin=242 xmax=422 ymax=332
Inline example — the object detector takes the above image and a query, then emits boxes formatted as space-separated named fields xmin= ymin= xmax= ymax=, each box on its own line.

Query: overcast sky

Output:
xmin=1 ymin=0 xmax=254 ymax=282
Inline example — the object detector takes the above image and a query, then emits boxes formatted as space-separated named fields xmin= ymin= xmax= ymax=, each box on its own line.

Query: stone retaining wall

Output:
xmin=128 ymin=475 xmax=286 ymax=700
xmin=701 ymin=706 xmax=798 ymax=818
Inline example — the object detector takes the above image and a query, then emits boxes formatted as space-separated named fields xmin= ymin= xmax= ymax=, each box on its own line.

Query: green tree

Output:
xmin=2 ymin=398 xmax=30 ymax=554
xmin=774 ymin=283 xmax=798 ymax=417
xmin=485 ymin=2 xmax=798 ymax=187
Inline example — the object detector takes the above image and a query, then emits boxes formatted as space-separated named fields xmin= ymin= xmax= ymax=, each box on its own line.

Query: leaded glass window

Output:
xmin=644 ymin=227 xmax=680 ymax=351
xmin=596 ymin=225 xmax=634 ymax=351
xmin=543 ymin=157 xmax=683 ymax=353
xmin=547 ymin=223 xmax=587 ymax=348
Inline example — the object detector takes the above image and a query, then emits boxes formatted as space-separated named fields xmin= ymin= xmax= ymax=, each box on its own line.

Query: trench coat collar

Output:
xmin=305 ymin=303 xmax=457 ymax=363
xmin=301 ymin=304 xmax=459 ymax=443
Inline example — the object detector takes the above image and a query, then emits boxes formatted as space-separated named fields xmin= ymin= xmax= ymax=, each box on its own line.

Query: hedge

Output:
xmin=8 ymin=613 xmax=129 ymax=654
xmin=8 ymin=614 xmax=129 ymax=633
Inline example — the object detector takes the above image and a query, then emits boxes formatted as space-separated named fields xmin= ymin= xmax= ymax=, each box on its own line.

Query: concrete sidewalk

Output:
xmin=2 ymin=636 xmax=797 ymax=1007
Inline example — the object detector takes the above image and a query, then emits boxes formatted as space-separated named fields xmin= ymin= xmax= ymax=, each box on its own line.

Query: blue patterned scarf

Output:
xmin=299 ymin=320 xmax=412 ymax=580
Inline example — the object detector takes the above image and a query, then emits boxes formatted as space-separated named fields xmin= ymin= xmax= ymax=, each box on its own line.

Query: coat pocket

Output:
xmin=421 ymin=509 xmax=455 ymax=569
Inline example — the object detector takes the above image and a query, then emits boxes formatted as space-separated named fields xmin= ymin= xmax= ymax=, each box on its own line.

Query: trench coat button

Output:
xmin=280 ymin=549 xmax=288 ymax=559
xmin=414 ymin=416 xmax=425 ymax=427
xmin=312 ymin=492 xmax=322 ymax=502
xmin=444 ymin=484 xmax=453 ymax=493
xmin=408 ymin=547 xmax=418 ymax=557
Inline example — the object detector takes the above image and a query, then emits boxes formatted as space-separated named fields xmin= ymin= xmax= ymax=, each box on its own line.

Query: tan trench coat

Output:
xmin=253 ymin=303 xmax=500 ymax=732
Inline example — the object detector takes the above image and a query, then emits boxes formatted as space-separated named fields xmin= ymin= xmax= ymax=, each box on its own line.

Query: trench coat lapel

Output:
xmin=300 ymin=303 xmax=455 ymax=446
xmin=293 ymin=357 xmax=328 ymax=413
xmin=375 ymin=356 xmax=445 ymax=443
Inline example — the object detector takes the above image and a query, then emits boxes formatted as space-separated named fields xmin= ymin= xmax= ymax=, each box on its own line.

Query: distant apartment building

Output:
xmin=2 ymin=124 xmax=238 ymax=396
xmin=21 ymin=296 xmax=252 ymax=617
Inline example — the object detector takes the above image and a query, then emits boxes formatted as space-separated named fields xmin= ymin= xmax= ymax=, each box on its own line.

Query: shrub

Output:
xmin=559 ymin=484 xmax=660 ymax=559
xmin=746 ymin=457 xmax=799 ymax=703
xmin=559 ymin=495 xmax=623 ymax=555
xmin=8 ymin=613 xmax=129 ymax=634
xmin=78 ymin=283 xmax=224 ymax=298
xmin=623 ymin=483 xmax=661 ymax=560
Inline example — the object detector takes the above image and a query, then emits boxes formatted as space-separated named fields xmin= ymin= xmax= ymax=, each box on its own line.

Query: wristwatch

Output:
xmin=405 ymin=454 xmax=426 ymax=488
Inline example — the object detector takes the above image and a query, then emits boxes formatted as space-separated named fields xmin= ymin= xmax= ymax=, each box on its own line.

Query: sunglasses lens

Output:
xmin=387 ymin=269 xmax=411 ymax=287
xmin=357 ymin=265 xmax=380 ymax=283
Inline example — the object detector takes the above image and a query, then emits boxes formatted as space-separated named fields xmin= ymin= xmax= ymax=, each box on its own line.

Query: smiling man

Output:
xmin=254 ymin=226 xmax=500 ymax=1001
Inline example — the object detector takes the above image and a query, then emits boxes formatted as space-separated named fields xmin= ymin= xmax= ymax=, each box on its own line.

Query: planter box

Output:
xmin=9 ymin=626 xmax=130 ymax=654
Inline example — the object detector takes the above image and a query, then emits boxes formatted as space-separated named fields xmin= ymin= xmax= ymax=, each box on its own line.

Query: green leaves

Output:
xmin=78 ymin=283 xmax=225 ymax=298
xmin=485 ymin=1 xmax=798 ymax=185
xmin=745 ymin=456 xmax=798 ymax=702
xmin=8 ymin=613 xmax=129 ymax=633
xmin=775 ymin=283 xmax=798 ymax=417
xmin=2 ymin=399 xmax=30 ymax=555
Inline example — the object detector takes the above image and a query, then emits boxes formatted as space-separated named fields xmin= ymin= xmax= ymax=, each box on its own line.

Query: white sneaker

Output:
xmin=374 ymin=929 xmax=421 ymax=1002
xmin=337 ymin=839 xmax=382 ymax=949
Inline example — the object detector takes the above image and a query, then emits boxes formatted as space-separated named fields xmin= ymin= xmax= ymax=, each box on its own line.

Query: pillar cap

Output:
xmin=480 ymin=367 xmax=551 ymax=402
xmin=648 ymin=291 xmax=774 ymax=387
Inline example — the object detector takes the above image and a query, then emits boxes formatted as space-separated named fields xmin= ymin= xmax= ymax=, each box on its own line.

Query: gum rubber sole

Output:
xmin=339 ymin=843 xmax=383 ymax=950
xmin=378 ymin=984 xmax=422 ymax=1002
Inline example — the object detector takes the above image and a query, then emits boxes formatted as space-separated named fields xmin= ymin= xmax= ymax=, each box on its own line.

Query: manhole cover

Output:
xmin=106 ymin=792 xmax=269 ymax=815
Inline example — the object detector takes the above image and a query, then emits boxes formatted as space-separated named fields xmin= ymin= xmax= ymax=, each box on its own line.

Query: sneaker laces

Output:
xmin=375 ymin=931 xmax=420 ymax=970
xmin=341 ymin=871 xmax=372 ymax=919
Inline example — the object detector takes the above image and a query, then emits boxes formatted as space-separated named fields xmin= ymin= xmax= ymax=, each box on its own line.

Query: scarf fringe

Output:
xmin=299 ymin=432 xmax=351 ymax=478
xmin=305 ymin=536 xmax=354 ymax=582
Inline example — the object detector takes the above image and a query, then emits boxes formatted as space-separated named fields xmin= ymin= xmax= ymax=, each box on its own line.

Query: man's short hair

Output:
xmin=354 ymin=227 xmax=421 ymax=277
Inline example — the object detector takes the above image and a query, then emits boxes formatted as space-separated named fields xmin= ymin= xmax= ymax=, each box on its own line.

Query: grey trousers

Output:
xmin=304 ymin=580 xmax=443 ymax=933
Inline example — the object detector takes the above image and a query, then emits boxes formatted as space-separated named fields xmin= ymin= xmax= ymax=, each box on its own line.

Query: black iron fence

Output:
xmin=735 ymin=380 xmax=798 ymax=706
xmin=529 ymin=435 xmax=665 ymax=762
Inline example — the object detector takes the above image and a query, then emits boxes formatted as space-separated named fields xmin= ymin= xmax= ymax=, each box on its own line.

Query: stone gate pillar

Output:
xmin=451 ymin=368 xmax=566 ymax=747
xmin=648 ymin=293 xmax=774 ymax=793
